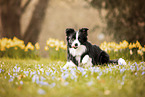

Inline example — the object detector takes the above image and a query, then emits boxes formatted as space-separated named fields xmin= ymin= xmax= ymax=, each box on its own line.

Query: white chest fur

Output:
xmin=69 ymin=45 xmax=86 ymax=64
xmin=69 ymin=45 xmax=86 ymax=57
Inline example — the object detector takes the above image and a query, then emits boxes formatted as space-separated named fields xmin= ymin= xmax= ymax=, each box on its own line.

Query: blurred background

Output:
xmin=0 ymin=0 xmax=145 ymax=57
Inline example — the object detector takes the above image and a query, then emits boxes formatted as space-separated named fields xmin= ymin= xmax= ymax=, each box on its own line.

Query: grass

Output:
xmin=0 ymin=58 xmax=145 ymax=97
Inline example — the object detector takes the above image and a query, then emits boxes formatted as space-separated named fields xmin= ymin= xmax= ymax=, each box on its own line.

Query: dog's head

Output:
xmin=66 ymin=28 xmax=88 ymax=49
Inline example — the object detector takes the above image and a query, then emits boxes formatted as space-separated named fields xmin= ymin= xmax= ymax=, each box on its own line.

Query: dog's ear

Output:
xmin=79 ymin=28 xmax=88 ymax=36
xmin=66 ymin=28 xmax=75 ymax=36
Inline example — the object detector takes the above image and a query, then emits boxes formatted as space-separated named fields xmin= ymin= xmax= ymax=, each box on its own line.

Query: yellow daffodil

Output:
xmin=44 ymin=46 xmax=49 ymax=51
xmin=25 ymin=42 xmax=34 ymax=51
xmin=24 ymin=48 xmax=28 ymax=52
xmin=55 ymin=46 xmax=59 ymax=51
xmin=14 ymin=47 xmax=18 ymax=50
xmin=35 ymin=42 xmax=40 ymax=50
xmin=0 ymin=47 xmax=5 ymax=51
xmin=136 ymin=41 xmax=142 ymax=49
xmin=19 ymin=44 xmax=25 ymax=49
xmin=61 ymin=44 xmax=67 ymax=50
xmin=130 ymin=50 xmax=133 ymax=55
xmin=137 ymin=50 xmax=143 ymax=56
xmin=129 ymin=43 xmax=136 ymax=49
xmin=142 ymin=47 xmax=145 ymax=52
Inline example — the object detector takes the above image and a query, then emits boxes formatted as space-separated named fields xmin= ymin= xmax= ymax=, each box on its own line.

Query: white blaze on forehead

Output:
xmin=72 ymin=31 xmax=80 ymax=47
xmin=76 ymin=31 xmax=79 ymax=40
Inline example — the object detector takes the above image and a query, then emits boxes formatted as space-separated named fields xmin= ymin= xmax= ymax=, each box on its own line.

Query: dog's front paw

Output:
xmin=81 ymin=55 xmax=93 ymax=67
xmin=63 ymin=61 xmax=76 ymax=69
xmin=118 ymin=58 xmax=126 ymax=65
xmin=82 ymin=55 xmax=90 ymax=64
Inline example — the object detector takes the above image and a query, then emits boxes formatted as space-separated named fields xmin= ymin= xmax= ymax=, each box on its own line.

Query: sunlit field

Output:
xmin=0 ymin=58 xmax=145 ymax=97
xmin=0 ymin=37 xmax=145 ymax=97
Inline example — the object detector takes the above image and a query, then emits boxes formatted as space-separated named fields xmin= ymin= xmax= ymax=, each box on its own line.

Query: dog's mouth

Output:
xmin=72 ymin=46 xmax=78 ymax=49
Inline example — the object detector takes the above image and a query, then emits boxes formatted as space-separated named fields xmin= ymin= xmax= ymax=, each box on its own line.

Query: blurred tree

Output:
xmin=87 ymin=0 xmax=145 ymax=45
xmin=0 ymin=0 xmax=49 ymax=44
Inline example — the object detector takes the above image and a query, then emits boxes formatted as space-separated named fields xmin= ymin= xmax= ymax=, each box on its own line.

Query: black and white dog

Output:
xmin=63 ymin=28 xmax=126 ymax=68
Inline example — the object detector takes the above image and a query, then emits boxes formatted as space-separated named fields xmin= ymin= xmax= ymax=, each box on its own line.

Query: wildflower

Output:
xmin=50 ymin=83 xmax=56 ymax=88
xmin=104 ymin=90 xmax=111 ymax=95
xmin=61 ymin=73 xmax=69 ymax=80
xmin=9 ymin=78 xmax=14 ymax=82
xmin=54 ymin=40 xmax=59 ymax=47
xmin=129 ymin=43 xmax=136 ymax=49
xmin=37 ymin=89 xmax=46 ymax=95
xmin=55 ymin=47 xmax=59 ymax=51
xmin=24 ymin=48 xmax=28 ymax=52
xmin=136 ymin=41 xmax=142 ymax=49
xmin=49 ymin=43 xmax=55 ymax=48
xmin=25 ymin=42 xmax=34 ymax=51
xmin=63 ymin=82 xmax=69 ymax=86
xmin=40 ymin=81 xmax=49 ymax=86
xmin=46 ymin=72 xmax=50 ymax=76
xmin=87 ymin=81 xmax=93 ymax=86
xmin=14 ymin=47 xmax=18 ymax=50
xmin=142 ymin=47 xmax=145 ymax=52
xmin=0 ymin=47 xmax=5 ymax=51
xmin=142 ymin=72 xmax=145 ymax=75
xmin=35 ymin=42 xmax=40 ymax=50
xmin=44 ymin=46 xmax=49 ymax=51
xmin=18 ymin=74 xmax=24 ymax=80
xmin=121 ymin=81 xmax=124 ymax=85
xmin=137 ymin=50 xmax=143 ymax=56
xmin=130 ymin=50 xmax=133 ymax=55
xmin=0 ymin=69 xmax=2 ymax=73
xmin=20 ymin=81 xmax=23 ymax=85
xmin=97 ymin=76 xmax=100 ymax=79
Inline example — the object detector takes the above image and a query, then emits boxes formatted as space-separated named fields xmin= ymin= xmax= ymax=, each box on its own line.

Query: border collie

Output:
xmin=63 ymin=28 xmax=126 ymax=68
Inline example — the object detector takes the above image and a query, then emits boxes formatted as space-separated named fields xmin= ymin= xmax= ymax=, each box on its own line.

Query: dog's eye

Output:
xmin=78 ymin=38 xmax=81 ymax=41
xmin=72 ymin=38 xmax=75 ymax=41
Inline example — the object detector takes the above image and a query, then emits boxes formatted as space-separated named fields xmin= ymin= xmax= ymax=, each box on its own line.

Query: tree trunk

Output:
xmin=0 ymin=0 xmax=21 ymax=39
xmin=0 ymin=8 xmax=3 ymax=38
xmin=23 ymin=0 xmax=49 ymax=45
xmin=0 ymin=0 xmax=49 ymax=44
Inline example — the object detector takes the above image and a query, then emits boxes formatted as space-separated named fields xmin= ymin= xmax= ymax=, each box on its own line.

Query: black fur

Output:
xmin=66 ymin=28 xmax=118 ymax=66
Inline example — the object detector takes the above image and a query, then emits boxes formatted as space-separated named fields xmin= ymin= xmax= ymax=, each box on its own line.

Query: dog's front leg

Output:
xmin=63 ymin=61 xmax=76 ymax=69
xmin=81 ymin=55 xmax=93 ymax=67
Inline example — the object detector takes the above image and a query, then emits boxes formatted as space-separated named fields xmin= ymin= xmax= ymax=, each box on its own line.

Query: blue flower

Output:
xmin=38 ymin=64 xmax=41 ymax=69
xmin=37 ymin=89 xmax=46 ymax=95
xmin=20 ymin=81 xmax=23 ymax=85
xmin=50 ymin=83 xmax=56 ymax=88
xmin=99 ymin=72 xmax=102 ymax=76
xmin=37 ymin=70 xmax=40 ymax=75
xmin=46 ymin=72 xmax=50 ymax=76
xmin=97 ymin=76 xmax=100 ymax=79
xmin=40 ymin=76 xmax=46 ymax=81
xmin=85 ymin=75 xmax=88 ymax=78
xmin=122 ymin=75 xmax=126 ymax=81
xmin=121 ymin=81 xmax=124 ymax=85
xmin=52 ymin=76 xmax=55 ymax=80
xmin=61 ymin=73 xmax=69 ymax=80
xmin=24 ymin=71 xmax=29 ymax=76
xmin=142 ymin=72 xmax=145 ymax=75
xmin=120 ymin=67 xmax=126 ymax=73
xmin=82 ymin=71 xmax=86 ymax=76
xmin=64 ymin=82 xmax=69 ymax=86
xmin=135 ymin=72 xmax=137 ymax=75
xmin=9 ymin=78 xmax=13 ymax=82
xmin=87 ymin=81 xmax=93 ymax=86
xmin=0 ymin=69 xmax=3 ymax=73
xmin=39 ymin=81 xmax=49 ymax=86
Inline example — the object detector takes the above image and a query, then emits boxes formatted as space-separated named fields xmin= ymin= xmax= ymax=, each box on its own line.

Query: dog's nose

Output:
xmin=75 ymin=43 xmax=78 ymax=46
